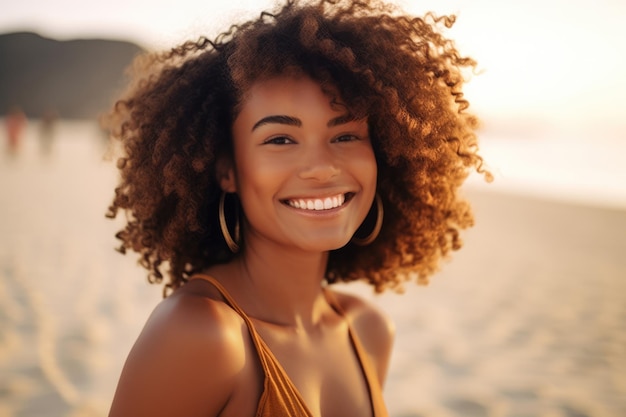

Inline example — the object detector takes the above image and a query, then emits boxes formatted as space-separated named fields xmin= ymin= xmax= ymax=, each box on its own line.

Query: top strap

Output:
xmin=190 ymin=274 xmax=248 ymax=318
xmin=189 ymin=274 xmax=273 ymax=372
xmin=322 ymin=288 xmax=389 ymax=417
xmin=189 ymin=273 xmax=314 ymax=416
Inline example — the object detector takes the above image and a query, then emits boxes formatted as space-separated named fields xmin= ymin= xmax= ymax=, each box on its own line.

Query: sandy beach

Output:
xmin=0 ymin=121 xmax=625 ymax=417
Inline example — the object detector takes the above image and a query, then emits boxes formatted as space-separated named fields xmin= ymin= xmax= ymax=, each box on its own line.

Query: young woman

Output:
xmin=104 ymin=0 xmax=488 ymax=415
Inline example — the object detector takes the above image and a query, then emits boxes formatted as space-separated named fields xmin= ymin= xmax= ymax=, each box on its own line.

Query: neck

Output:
xmin=232 ymin=240 xmax=330 ymax=330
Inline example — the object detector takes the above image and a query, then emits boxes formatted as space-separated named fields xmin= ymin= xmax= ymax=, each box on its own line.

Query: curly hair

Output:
xmin=103 ymin=0 xmax=490 ymax=296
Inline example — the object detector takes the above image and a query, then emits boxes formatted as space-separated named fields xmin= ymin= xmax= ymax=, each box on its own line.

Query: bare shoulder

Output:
xmin=328 ymin=288 xmax=395 ymax=348
xmin=109 ymin=280 xmax=250 ymax=417
xmin=133 ymin=280 xmax=247 ymax=363
xmin=327 ymin=287 xmax=395 ymax=385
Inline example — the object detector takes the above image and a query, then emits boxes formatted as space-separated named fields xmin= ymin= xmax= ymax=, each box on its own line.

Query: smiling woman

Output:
xmin=101 ymin=0 xmax=488 ymax=416
xmin=226 ymin=75 xmax=377 ymax=253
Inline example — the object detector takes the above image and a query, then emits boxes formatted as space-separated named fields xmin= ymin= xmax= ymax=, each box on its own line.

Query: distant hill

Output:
xmin=0 ymin=32 xmax=144 ymax=119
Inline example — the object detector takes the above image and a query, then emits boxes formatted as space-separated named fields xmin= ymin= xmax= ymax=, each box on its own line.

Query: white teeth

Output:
xmin=287 ymin=194 xmax=346 ymax=211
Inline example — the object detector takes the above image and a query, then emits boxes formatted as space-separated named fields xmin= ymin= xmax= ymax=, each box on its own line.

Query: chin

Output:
xmin=301 ymin=237 xmax=352 ymax=252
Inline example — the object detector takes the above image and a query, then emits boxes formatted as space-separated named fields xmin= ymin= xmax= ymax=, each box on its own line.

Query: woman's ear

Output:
xmin=216 ymin=157 xmax=237 ymax=193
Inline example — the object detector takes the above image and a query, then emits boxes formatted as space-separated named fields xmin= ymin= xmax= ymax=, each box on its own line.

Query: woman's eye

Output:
xmin=263 ymin=136 xmax=294 ymax=145
xmin=334 ymin=134 xmax=359 ymax=143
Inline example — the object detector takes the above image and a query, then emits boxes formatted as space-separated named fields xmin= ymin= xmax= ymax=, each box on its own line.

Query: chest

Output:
xmin=255 ymin=321 xmax=374 ymax=417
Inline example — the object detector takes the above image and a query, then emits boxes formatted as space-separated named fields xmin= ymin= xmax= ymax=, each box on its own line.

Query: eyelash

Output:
xmin=333 ymin=134 xmax=360 ymax=143
xmin=263 ymin=136 xmax=294 ymax=145
xmin=262 ymin=134 xmax=361 ymax=145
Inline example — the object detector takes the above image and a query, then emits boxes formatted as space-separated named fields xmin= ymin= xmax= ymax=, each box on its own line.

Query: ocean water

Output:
xmin=467 ymin=125 xmax=626 ymax=209
xmin=1 ymin=120 xmax=625 ymax=417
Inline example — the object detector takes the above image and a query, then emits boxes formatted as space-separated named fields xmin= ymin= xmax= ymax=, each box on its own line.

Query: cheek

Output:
xmin=356 ymin=146 xmax=378 ymax=188
xmin=236 ymin=150 xmax=278 ymax=182
xmin=233 ymin=148 xmax=290 ymax=207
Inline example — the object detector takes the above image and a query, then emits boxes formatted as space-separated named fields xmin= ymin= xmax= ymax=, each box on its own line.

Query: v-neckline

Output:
xmin=190 ymin=274 xmax=379 ymax=417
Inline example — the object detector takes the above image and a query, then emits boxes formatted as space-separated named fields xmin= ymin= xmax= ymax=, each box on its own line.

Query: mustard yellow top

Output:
xmin=193 ymin=274 xmax=389 ymax=417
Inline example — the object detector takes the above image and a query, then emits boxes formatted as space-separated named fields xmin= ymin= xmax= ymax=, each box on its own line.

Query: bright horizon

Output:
xmin=2 ymin=0 xmax=626 ymax=131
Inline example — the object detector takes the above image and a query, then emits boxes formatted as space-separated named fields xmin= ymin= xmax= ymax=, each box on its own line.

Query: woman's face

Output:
xmin=225 ymin=74 xmax=377 ymax=252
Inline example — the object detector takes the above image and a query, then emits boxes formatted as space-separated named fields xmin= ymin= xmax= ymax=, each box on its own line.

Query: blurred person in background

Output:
xmin=4 ymin=106 xmax=27 ymax=156
xmin=38 ymin=109 xmax=57 ymax=156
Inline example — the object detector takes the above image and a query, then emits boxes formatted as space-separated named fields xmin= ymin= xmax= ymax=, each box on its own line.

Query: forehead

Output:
xmin=235 ymin=75 xmax=345 ymax=117
xmin=241 ymin=75 xmax=340 ymax=107
xmin=239 ymin=74 xmax=345 ymax=108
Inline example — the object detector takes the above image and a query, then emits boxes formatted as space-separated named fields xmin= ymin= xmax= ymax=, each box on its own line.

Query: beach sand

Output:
xmin=0 ymin=121 xmax=624 ymax=417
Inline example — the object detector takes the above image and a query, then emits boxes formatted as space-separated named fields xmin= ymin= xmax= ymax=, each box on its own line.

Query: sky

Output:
xmin=1 ymin=0 xmax=625 ymax=130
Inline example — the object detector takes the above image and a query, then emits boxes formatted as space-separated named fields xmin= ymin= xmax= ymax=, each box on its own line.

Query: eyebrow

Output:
xmin=251 ymin=114 xmax=357 ymax=132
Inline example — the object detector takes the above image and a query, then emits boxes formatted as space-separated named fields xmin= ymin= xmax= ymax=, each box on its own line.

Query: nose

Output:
xmin=298 ymin=144 xmax=340 ymax=182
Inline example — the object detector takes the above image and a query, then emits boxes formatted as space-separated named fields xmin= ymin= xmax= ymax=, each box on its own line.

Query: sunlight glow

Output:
xmin=1 ymin=0 xmax=625 ymax=127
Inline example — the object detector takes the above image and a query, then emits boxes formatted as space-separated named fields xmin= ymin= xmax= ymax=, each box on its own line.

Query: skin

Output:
xmin=108 ymin=75 xmax=395 ymax=417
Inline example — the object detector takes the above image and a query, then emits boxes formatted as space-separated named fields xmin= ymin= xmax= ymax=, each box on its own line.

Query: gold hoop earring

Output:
xmin=219 ymin=192 xmax=240 ymax=253
xmin=352 ymin=193 xmax=383 ymax=246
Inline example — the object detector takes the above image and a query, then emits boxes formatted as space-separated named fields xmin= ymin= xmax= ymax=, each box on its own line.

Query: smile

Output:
xmin=283 ymin=193 xmax=353 ymax=211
